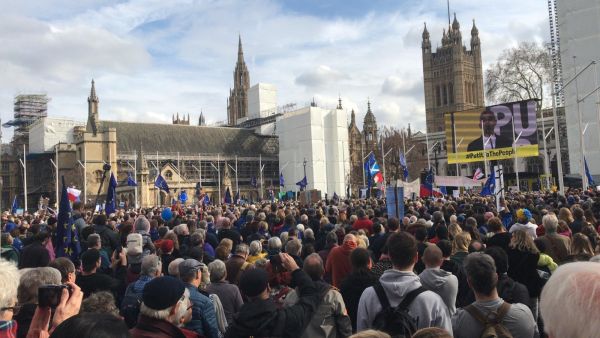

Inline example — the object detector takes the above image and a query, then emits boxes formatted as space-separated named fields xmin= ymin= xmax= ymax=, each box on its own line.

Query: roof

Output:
xmin=98 ymin=120 xmax=278 ymax=156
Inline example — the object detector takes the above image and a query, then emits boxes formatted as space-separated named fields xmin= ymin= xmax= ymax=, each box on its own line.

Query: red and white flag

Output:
xmin=67 ymin=187 xmax=81 ymax=202
xmin=473 ymin=168 xmax=484 ymax=181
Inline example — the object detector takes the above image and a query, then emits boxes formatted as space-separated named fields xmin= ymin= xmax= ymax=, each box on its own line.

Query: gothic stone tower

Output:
xmin=227 ymin=35 xmax=250 ymax=126
xmin=422 ymin=14 xmax=484 ymax=133
xmin=362 ymin=100 xmax=378 ymax=152
xmin=348 ymin=109 xmax=363 ymax=194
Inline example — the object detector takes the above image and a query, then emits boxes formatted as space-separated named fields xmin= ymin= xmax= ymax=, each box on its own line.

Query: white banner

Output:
xmin=396 ymin=179 xmax=420 ymax=198
xmin=434 ymin=175 xmax=484 ymax=187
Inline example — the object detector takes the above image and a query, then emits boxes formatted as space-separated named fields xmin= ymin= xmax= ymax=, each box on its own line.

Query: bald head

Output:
xmin=343 ymin=234 xmax=357 ymax=244
xmin=423 ymin=245 xmax=443 ymax=268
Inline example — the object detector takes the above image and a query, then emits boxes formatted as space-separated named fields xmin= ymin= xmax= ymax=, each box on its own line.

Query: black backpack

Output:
xmin=120 ymin=283 xmax=143 ymax=328
xmin=372 ymin=282 xmax=426 ymax=338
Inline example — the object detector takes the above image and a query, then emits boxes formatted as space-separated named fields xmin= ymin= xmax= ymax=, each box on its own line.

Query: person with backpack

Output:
xmin=451 ymin=253 xmax=539 ymax=338
xmin=121 ymin=254 xmax=162 ymax=328
xmin=356 ymin=232 xmax=452 ymax=336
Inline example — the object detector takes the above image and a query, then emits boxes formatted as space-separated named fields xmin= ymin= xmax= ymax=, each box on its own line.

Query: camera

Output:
xmin=38 ymin=284 xmax=71 ymax=308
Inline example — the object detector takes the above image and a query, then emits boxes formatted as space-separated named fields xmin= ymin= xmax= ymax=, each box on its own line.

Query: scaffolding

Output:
xmin=3 ymin=94 xmax=50 ymax=138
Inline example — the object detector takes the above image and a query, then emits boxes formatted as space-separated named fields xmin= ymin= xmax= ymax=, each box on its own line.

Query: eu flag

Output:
xmin=481 ymin=173 xmax=496 ymax=196
xmin=296 ymin=176 xmax=307 ymax=190
xmin=399 ymin=152 xmax=409 ymax=180
xmin=11 ymin=196 xmax=18 ymax=215
xmin=127 ymin=172 xmax=137 ymax=186
xmin=251 ymin=176 xmax=258 ymax=188
xmin=104 ymin=173 xmax=117 ymax=214
xmin=55 ymin=176 xmax=81 ymax=262
xmin=155 ymin=174 xmax=170 ymax=193
xmin=585 ymin=157 xmax=596 ymax=187
xmin=279 ymin=172 xmax=285 ymax=186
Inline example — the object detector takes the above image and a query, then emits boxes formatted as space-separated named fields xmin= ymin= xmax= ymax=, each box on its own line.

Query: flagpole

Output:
xmin=217 ymin=154 xmax=222 ymax=204
xmin=549 ymin=45 xmax=565 ymax=195
xmin=511 ymin=116 xmax=520 ymax=191
xmin=402 ymin=128 xmax=407 ymax=182
xmin=361 ymin=141 xmax=365 ymax=188
xmin=83 ymin=143 xmax=87 ymax=205
xmin=177 ymin=151 xmax=180 ymax=198
xmin=156 ymin=151 xmax=159 ymax=206
xmin=574 ymin=57 xmax=588 ymax=190
xmin=425 ymin=132 xmax=431 ymax=170
xmin=453 ymin=121 xmax=459 ymax=176
xmin=55 ymin=145 xmax=59 ymax=212
xmin=235 ymin=155 xmax=239 ymax=201
xmin=381 ymin=136 xmax=386 ymax=186
xmin=22 ymin=144 xmax=27 ymax=212
xmin=481 ymin=121 xmax=488 ymax=180
xmin=134 ymin=151 xmax=138 ymax=209
xmin=259 ymin=154 xmax=263 ymax=200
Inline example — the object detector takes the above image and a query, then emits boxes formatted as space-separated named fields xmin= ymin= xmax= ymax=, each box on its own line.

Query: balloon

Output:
xmin=161 ymin=208 xmax=173 ymax=221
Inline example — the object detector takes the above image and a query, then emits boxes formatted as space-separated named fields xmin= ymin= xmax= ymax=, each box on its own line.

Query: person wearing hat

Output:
xmin=509 ymin=209 xmax=538 ymax=239
xmin=179 ymin=259 xmax=219 ymax=338
xmin=130 ymin=276 xmax=193 ymax=338
xmin=225 ymin=253 xmax=321 ymax=338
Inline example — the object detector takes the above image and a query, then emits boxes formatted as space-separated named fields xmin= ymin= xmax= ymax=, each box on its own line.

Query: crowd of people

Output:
xmin=1 ymin=190 xmax=600 ymax=338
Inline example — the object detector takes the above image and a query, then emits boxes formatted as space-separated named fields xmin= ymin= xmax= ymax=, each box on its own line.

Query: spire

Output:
xmin=89 ymin=79 xmax=98 ymax=102
xmin=422 ymin=22 xmax=429 ymax=40
xmin=337 ymin=95 xmax=343 ymax=110
xmin=367 ymin=99 xmax=372 ymax=114
xmin=199 ymin=110 xmax=205 ymax=126
xmin=237 ymin=34 xmax=244 ymax=63
xmin=471 ymin=19 xmax=479 ymax=36
xmin=422 ymin=22 xmax=431 ymax=50
xmin=452 ymin=12 xmax=460 ymax=31
xmin=350 ymin=109 xmax=356 ymax=125
xmin=311 ymin=97 xmax=317 ymax=107
xmin=442 ymin=28 xmax=448 ymax=45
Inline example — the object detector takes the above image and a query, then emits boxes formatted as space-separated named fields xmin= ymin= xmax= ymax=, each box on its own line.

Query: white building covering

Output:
xmin=277 ymin=105 xmax=349 ymax=196
xmin=248 ymin=83 xmax=277 ymax=119
xmin=28 ymin=117 xmax=84 ymax=153
xmin=559 ymin=0 xmax=600 ymax=178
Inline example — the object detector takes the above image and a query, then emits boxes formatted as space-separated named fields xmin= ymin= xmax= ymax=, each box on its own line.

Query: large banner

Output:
xmin=445 ymin=100 xmax=539 ymax=164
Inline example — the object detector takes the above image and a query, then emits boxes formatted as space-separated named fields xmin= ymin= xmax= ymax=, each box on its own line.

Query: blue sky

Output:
xmin=0 ymin=0 xmax=549 ymax=140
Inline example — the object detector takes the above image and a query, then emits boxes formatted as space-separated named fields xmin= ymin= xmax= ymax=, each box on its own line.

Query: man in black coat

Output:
xmin=467 ymin=110 xmax=512 ymax=151
xmin=225 ymin=253 xmax=320 ymax=338
xmin=18 ymin=232 xmax=50 ymax=269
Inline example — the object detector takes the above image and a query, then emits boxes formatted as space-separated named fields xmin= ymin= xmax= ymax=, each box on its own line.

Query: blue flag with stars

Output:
xmin=11 ymin=196 xmax=18 ymax=215
xmin=127 ymin=172 xmax=137 ymax=186
xmin=104 ymin=173 xmax=117 ymax=215
xmin=279 ymin=172 xmax=285 ymax=186
xmin=55 ymin=176 xmax=81 ymax=262
xmin=481 ymin=173 xmax=496 ymax=196
xmin=155 ymin=174 xmax=170 ymax=193
xmin=585 ymin=157 xmax=596 ymax=187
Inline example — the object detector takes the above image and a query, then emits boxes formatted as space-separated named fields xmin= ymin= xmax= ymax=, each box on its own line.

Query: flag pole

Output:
xmin=55 ymin=144 xmax=59 ymax=212
xmin=512 ymin=116 xmax=520 ymax=191
xmin=23 ymin=144 xmax=28 ymax=212
xmin=218 ymin=154 xmax=222 ymax=203
xmin=425 ymin=132 xmax=431 ymax=170
xmin=235 ymin=155 xmax=239 ymax=201
xmin=481 ymin=121 xmax=488 ymax=180
xmin=381 ymin=136 xmax=386 ymax=186
xmin=134 ymin=151 xmax=138 ymax=209
xmin=574 ymin=57 xmax=587 ymax=191
xmin=361 ymin=141 xmax=365 ymax=188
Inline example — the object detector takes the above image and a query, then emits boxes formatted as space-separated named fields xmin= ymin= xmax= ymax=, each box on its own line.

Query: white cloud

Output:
xmin=0 ymin=0 xmax=550 ymax=141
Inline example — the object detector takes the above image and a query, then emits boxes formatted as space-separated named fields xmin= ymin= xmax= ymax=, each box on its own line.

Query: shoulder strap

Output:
xmin=464 ymin=305 xmax=488 ymax=325
xmin=373 ymin=281 xmax=391 ymax=310
xmin=397 ymin=286 xmax=426 ymax=310
xmin=494 ymin=302 xmax=511 ymax=323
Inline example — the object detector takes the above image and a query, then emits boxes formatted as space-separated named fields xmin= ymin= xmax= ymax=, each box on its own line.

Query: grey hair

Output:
xmin=141 ymin=254 xmax=162 ymax=277
xmin=285 ymin=238 xmax=302 ymax=256
xmin=198 ymin=220 xmax=208 ymax=230
xmin=235 ymin=243 xmax=250 ymax=256
xmin=542 ymin=213 xmax=559 ymax=234
xmin=0 ymin=260 xmax=20 ymax=311
xmin=140 ymin=288 xmax=190 ymax=324
xmin=208 ymin=259 xmax=227 ymax=282
xmin=268 ymin=237 xmax=282 ymax=250
xmin=168 ymin=258 xmax=185 ymax=277
xmin=18 ymin=267 xmax=62 ymax=304
xmin=280 ymin=232 xmax=289 ymax=245
xmin=304 ymin=228 xmax=315 ymax=240
xmin=87 ymin=233 xmax=101 ymax=248
xmin=541 ymin=262 xmax=600 ymax=338
xmin=249 ymin=240 xmax=262 ymax=256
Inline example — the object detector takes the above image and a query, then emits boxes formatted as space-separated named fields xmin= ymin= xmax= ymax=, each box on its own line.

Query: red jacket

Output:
xmin=352 ymin=218 xmax=373 ymax=235
xmin=325 ymin=241 xmax=357 ymax=288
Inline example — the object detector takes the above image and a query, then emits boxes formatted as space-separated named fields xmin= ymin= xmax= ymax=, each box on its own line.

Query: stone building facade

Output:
xmin=227 ymin=36 xmax=250 ymax=126
xmin=347 ymin=100 xmax=380 ymax=196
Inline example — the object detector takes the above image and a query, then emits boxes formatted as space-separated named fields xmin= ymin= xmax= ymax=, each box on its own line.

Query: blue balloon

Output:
xmin=161 ymin=208 xmax=173 ymax=221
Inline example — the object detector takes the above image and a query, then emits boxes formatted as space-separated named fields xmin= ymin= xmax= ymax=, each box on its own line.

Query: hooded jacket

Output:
xmin=356 ymin=269 xmax=452 ymax=334
xmin=225 ymin=269 xmax=320 ymax=338
xmin=325 ymin=241 xmax=357 ymax=288
xmin=419 ymin=268 xmax=458 ymax=315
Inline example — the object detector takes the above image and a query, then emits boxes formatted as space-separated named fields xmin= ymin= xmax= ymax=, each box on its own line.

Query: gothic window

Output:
xmin=165 ymin=170 xmax=173 ymax=180
xmin=436 ymin=86 xmax=441 ymax=107
xmin=472 ymin=83 xmax=477 ymax=104
xmin=94 ymin=170 xmax=103 ymax=183
xmin=367 ymin=133 xmax=372 ymax=142
xmin=443 ymin=85 xmax=448 ymax=105
xmin=448 ymin=82 xmax=454 ymax=104
xmin=466 ymin=82 xmax=471 ymax=103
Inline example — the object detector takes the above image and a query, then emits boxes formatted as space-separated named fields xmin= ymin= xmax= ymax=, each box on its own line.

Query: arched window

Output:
xmin=165 ymin=170 xmax=173 ymax=180
xmin=443 ymin=85 xmax=448 ymax=105
xmin=448 ymin=82 xmax=454 ymax=104
xmin=436 ymin=86 xmax=441 ymax=107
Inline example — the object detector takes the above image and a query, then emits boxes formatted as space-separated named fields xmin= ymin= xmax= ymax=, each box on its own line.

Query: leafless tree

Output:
xmin=485 ymin=42 xmax=551 ymax=109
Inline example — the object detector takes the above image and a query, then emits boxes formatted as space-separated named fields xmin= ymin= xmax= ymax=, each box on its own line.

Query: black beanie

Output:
xmin=142 ymin=276 xmax=185 ymax=310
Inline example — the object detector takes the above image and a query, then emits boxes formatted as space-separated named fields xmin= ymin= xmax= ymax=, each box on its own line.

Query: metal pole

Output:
xmin=402 ymin=128 xmax=407 ymax=181
xmin=539 ymin=101 xmax=551 ymax=191
xmin=134 ymin=151 xmax=138 ymax=209
xmin=425 ymin=132 xmax=431 ymax=170
xmin=156 ymin=151 xmax=159 ymax=206
xmin=481 ymin=121 xmax=488 ymax=179
xmin=259 ymin=154 xmax=263 ymax=200
xmin=198 ymin=154 xmax=202 ymax=185
xmin=594 ymin=63 xmax=600 ymax=182
xmin=22 ymin=144 xmax=27 ymax=212
xmin=512 ymin=116 xmax=520 ymax=191
xmin=217 ymin=154 xmax=222 ymax=203
xmin=83 ymin=143 xmax=87 ymax=204
xmin=381 ymin=137 xmax=386 ymax=185
xmin=55 ymin=145 xmax=59 ymax=211
xmin=549 ymin=48 xmax=565 ymax=195
xmin=361 ymin=141 xmax=365 ymax=187
xmin=235 ymin=155 xmax=239 ymax=201
xmin=574 ymin=57 xmax=587 ymax=190
xmin=177 ymin=151 xmax=180 ymax=198
xmin=453 ymin=123 xmax=460 ymax=176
